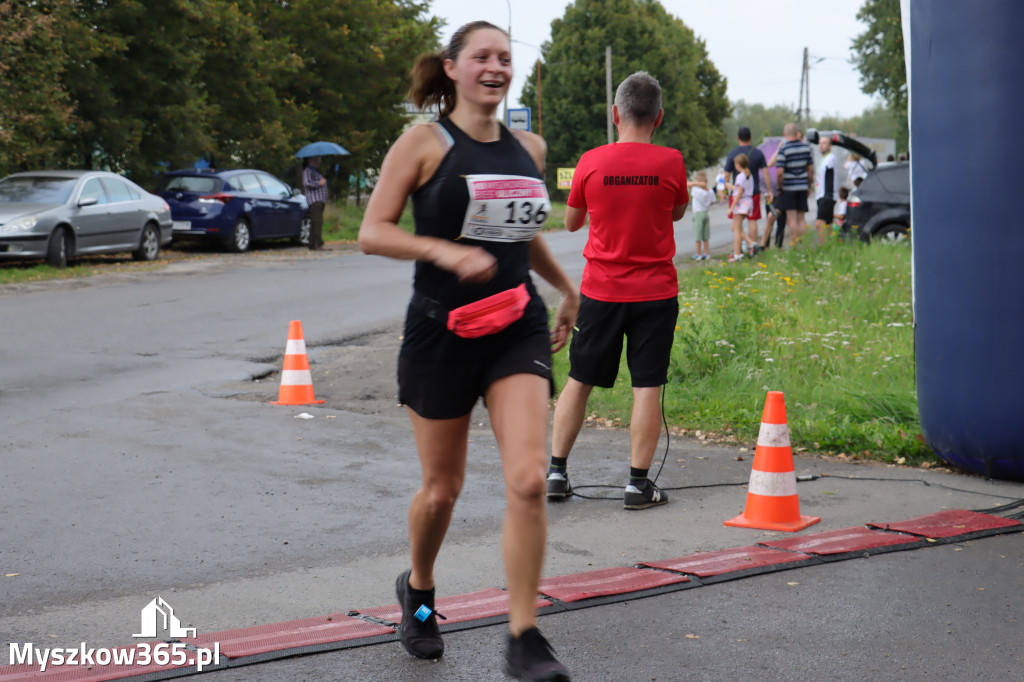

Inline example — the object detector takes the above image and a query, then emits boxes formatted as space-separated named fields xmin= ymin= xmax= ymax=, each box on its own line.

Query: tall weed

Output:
xmin=553 ymin=239 xmax=930 ymax=463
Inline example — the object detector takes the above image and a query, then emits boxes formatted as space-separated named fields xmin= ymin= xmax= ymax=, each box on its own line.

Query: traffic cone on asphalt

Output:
xmin=724 ymin=391 xmax=820 ymax=532
xmin=270 ymin=320 xmax=325 ymax=406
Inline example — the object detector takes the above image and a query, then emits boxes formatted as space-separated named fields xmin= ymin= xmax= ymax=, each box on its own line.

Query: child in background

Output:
xmin=688 ymin=171 xmax=714 ymax=261
xmin=834 ymin=186 xmax=849 ymax=232
xmin=715 ymin=169 xmax=727 ymax=202
xmin=727 ymin=153 xmax=754 ymax=262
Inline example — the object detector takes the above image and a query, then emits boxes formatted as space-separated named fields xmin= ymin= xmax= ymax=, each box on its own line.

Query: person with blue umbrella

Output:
xmin=302 ymin=156 xmax=328 ymax=250
xmin=296 ymin=142 xmax=349 ymax=251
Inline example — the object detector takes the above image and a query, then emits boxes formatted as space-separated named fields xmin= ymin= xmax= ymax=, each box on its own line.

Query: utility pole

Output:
xmin=797 ymin=47 xmax=811 ymax=124
xmin=503 ymin=0 xmax=511 ymax=124
xmin=536 ymin=58 xmax=542 ymax=136
xmin=606 ymin=46 xmax=613 ymax=144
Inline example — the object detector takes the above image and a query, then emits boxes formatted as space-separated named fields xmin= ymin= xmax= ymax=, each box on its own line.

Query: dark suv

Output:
xmin=806 ymin=129 xmax=910 ymax=243
xmin=844 ymin=162 xmax=910 ymax=243
xmin=156 ymin=169 xmax=310 ymax=252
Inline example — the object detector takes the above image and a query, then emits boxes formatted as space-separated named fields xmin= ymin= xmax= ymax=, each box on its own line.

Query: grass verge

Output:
xmin=552 ymin=238 xmax=931 ymax=465
xmin=0 ymin=256 xmax=173 ymax=285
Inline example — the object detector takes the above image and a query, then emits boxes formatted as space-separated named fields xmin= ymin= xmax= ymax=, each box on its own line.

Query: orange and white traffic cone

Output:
xmin=270 ymin=320 xmax=325 ymax=406
xmin=724 ymin=391 xmax=820 ymax=532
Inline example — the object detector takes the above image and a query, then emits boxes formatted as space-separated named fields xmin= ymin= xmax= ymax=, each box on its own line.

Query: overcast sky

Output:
xmin=428 ymin=0 xmax=882 ymax=120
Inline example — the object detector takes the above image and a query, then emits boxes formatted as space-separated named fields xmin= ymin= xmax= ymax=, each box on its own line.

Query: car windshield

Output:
xmin=0 ymin=176 xmax=77 ymax=204
xmin=158 ymin=175 xmax=221 ymax=193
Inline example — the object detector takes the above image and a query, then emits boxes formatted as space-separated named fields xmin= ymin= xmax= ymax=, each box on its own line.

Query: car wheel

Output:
xmin=229 ymin=218 xmax=251 ymax=253
xmin=872 ymin=223 xmax=910 ymax=244
xmin=293 ymin=215 xmax=312 ymax=246
xmin=133 ymin=223 xmax=160 ymax=261
xmin=46 ymin=228 xmax=70 ymax=268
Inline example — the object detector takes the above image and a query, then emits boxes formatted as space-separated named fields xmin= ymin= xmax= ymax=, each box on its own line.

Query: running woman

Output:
xmin=358 ymin=21 xmax=576 ymax=682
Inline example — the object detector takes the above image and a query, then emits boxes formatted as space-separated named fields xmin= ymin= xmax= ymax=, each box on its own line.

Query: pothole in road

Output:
xmin=205 ymin=328 xmax=406 ymax=416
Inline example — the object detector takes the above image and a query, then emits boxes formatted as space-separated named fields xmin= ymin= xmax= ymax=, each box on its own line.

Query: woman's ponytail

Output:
xmin=409 ymin=49 xmax=456 ymax=119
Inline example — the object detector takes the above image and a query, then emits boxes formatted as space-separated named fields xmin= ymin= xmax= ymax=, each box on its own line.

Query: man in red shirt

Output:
xmin=548 ymin=71 xmax=689 ymax=510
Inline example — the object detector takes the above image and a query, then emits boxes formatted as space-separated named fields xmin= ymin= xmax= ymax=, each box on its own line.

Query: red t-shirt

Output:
xmin=567 ymin=143 xmax=688 ymax=302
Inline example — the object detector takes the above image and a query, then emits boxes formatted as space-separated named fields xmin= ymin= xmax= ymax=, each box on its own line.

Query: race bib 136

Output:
xmin=460 ymin=174 xmax=550 ymax=242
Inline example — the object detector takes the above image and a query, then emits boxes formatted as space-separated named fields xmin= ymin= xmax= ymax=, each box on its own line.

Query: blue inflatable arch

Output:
xmin=911 ymin=0 xmax=1024 ymax=480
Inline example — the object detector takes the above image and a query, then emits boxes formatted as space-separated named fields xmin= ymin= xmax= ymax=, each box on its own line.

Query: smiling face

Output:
xmin=443 ymin=28 xmax=511 ymax=109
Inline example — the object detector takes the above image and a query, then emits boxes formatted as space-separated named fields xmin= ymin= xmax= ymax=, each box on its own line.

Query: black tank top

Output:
xmin=402 ymin=118 xmax=550 ymax=360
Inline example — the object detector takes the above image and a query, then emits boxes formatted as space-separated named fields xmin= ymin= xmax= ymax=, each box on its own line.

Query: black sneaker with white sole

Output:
xmin=504 ymin=627 xmax=571 ymax=681
xmin=623 ymin=479 xmax=668 ymax=510
xmin=546 ymin=470 xmax=572 ymax=499
xmin=395 ymin=569 xmax=445 ymax=659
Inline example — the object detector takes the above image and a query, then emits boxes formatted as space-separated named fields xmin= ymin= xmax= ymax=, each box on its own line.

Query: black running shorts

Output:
xmin=816 ymin=198 xmax=836 ymax=223
xmin=398 ymin=328 xmax=554 ymax=420
xmin=568 ymin=295 xmax=679 ymax=389
xmin=776 ymin=189 xmax=809 ymax=213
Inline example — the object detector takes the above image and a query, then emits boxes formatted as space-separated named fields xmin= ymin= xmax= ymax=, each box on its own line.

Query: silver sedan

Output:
xmin=0 ymin=170 xmax=173 ymax=268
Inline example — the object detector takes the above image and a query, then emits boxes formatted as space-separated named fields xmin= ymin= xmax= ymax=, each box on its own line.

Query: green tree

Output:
xmin=195 ymin=1 xmax=311 ymax=175
xmin=812 ymin=105 xmax=896 ymax=140
xmin=0 ymin=0 xmax=78 ymax=175
xmin=843 ymin=103 xmax=898 ymax=139
xmin=724 ymin=100 xmax=898 ymax=152
xmin=273 ymin=0 xmax=439 ymax=195
xmin=0 ymin=1 xmax=438 ymax=187
xmin=63 ymin=0 xmax=222 ymax=178
xmin=521 ymin=0 xmax=728 ymax=173
xmin=722 ymin=101 xmax=794 ymax=148
xmin=64 ymin=0 xmax=318 ymax=181
xmin=851 ymin=0 xmax=907 ymax=150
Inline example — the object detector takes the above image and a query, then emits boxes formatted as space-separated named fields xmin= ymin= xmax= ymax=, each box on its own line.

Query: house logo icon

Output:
xmin=132 ymin=596 xmax=197 ymax=638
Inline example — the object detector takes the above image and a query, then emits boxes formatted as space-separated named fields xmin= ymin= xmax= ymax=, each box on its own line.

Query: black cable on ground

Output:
xmin=564 ymin=386 xmax=1024 ymax=512
xmin=971 ymin=499 xmax=1024 ymax=515
xmin=567 ymin=473 xmax=1024 ymax=508
xmin=570 ymin=384 xmax=686 ymax=501
xmin=649 ymin=382 xmax=670 ymax=485
xmin=569 ymin=481 xmax=749 ymax=501
xmin=818 ymin=473 xmax=1024 ymax=505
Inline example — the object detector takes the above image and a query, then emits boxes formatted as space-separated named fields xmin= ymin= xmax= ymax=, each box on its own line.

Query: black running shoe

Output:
xmin=546 ymin=470 xmax=572 ymax=499
xmin=504 ymin=627 xmax=571 ymax=681
xmin=395 ymin=569 xmax=445 ymax=659
xmin=623 ymin=479 xmax=668 ymax=510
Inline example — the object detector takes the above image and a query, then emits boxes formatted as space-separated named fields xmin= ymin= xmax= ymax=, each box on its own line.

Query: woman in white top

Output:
xmin=844 ymin=152 xmax=869 ymax=188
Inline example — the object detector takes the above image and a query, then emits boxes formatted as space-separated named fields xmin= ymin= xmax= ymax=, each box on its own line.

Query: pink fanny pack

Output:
xmin=446 ymin=283 xmax=530 ymax=339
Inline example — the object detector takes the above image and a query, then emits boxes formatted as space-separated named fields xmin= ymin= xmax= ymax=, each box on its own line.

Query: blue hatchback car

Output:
xmin=156 ymin=169 xmax=310 ymax=252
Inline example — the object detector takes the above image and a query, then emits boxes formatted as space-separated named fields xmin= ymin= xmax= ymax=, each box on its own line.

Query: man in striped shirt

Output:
xmin=303 ymin=156 xmax=328 ymax=250
xmin=774 ymin=123 xmax=814 ymax=243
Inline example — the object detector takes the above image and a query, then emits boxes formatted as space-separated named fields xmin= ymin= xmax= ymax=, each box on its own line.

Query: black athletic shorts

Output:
xmin=776 ymin=189 xmax=808 ymax=213
xmin=398 ymin=329 xmax=553 ymax=420
xmin=568 ymin=294 xmax=679 ymax=389
xmin=816 ymin=198 xmax=836 ymax=223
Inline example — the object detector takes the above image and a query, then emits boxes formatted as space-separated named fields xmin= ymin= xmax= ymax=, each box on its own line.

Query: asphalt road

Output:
xmin=0 ymin=202 xmax=739 ymax=431
xmin=0 ymin=205 xmax=735 ymax=623
xmin=2 ymin=207 xmax=1020 ymax=681
xmin=192 ymin=532 xmax=1024 ymax=682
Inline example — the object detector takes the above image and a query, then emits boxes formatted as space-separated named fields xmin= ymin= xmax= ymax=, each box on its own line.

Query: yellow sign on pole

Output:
xmin=556 ymin=167 xmax=575 ymax=190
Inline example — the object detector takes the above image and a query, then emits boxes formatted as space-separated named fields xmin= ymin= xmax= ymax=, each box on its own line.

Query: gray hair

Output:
xmin=614 ymin=71 xmax=662 ymax=125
